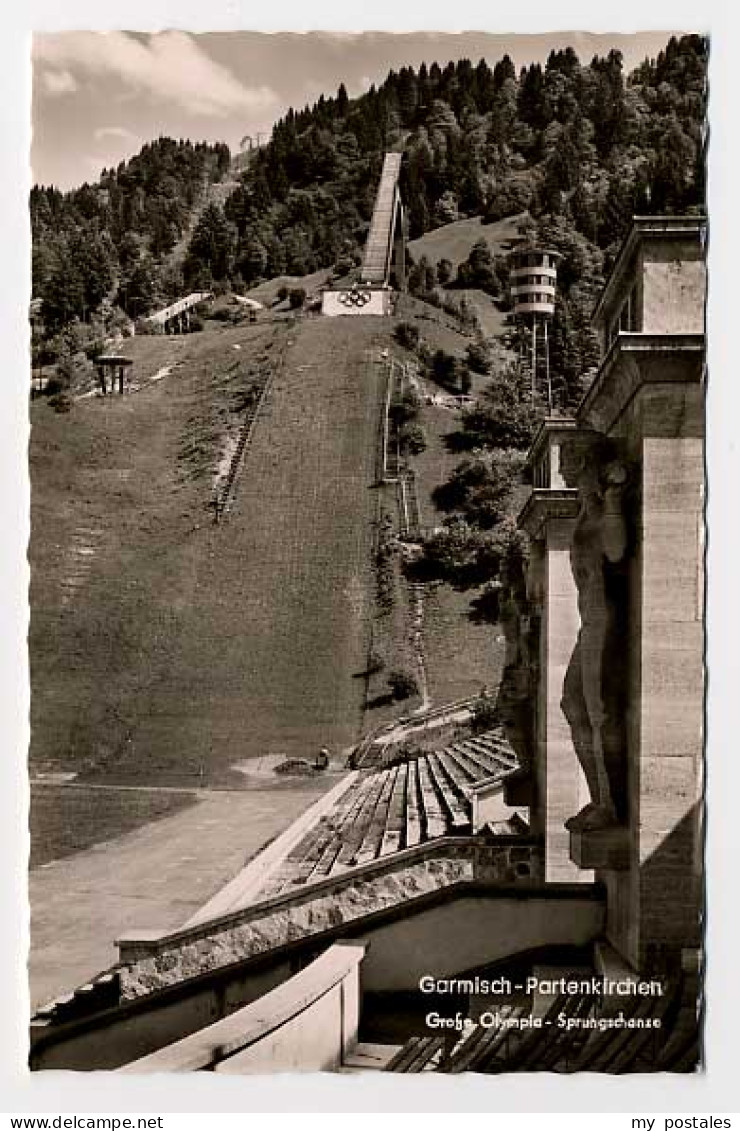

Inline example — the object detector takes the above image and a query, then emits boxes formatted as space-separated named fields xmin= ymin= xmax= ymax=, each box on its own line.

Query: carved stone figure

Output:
xmin=495 ymin=554 xmax=539 ymax=770
xmin=560 ymin=435 xmax=629 ymax=832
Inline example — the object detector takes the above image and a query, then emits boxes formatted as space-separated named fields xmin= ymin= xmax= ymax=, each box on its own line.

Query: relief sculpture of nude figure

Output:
xmin=560 ymin=438 xmax=629 ymax=833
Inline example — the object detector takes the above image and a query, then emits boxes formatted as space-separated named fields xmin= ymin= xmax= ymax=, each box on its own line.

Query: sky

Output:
xmin=31 ymin=29 xmax=689 ymax=190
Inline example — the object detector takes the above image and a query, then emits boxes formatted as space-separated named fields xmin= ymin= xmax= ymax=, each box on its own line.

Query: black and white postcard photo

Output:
xmin=17 ymin=21 xmax=720 ymax=1102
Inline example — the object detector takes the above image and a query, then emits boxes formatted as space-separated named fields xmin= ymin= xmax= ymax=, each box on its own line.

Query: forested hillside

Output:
xmin=30 ymin=34 xmax=706 ymax=399
xmin=230 ymin=33 xmax=705 ymax=280
xmin=220 ymin=34 xmax=705 ymax=404
xmin=31 ymin=138 xmax=231 ymax=332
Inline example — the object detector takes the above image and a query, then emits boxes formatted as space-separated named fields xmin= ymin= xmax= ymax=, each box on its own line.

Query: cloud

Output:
xmin=93 ymin=126 xmax=140 ymax=145
xmin=41 ymin=69 xmax=78 ymax=96
xmin=34 ymin=31 xmax=278 ymax=117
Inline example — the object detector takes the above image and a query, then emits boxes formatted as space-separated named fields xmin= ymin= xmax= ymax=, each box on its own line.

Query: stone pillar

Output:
xmin=540 ymin=514 xmax=593 ymax=883
xmin=631 ymin=393 xmax=703 ymax=968
xmin=519 ymin=489 xmax=592 ymax=884
xmin=579 ymin=338 xmax=704 ymax=970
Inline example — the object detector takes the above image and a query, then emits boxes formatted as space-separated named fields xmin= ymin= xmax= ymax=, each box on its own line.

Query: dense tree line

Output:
xmin=394 ymin=34 xmax=705 ymax=611
xmin=220 ymin=34 xmax=704 ymax=398
xmin=225 ymin=35 xmax=704 ymax=256
xmin=30 ymin=34 xmax=705 ymax=364
xmin=31 ymin=138 xmax=230 ymax=331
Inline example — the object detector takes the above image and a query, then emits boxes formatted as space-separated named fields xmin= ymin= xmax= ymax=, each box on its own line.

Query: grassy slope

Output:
xmin=30 ymin=316 xmax=387 ymax=794
xmin=29 ymin=785 xmax=196 ymax=868
xmin=407 ymin=212 xmax=523 ymax=341
xmin=30 ymin=297 xmax=506 ymax=867
xmin=246 ymin=268 xmax=333 ymax=307
xmin=407 ymin=213 xmax=525 ymax=273
xmin=406 ymin=310 xmax=506 ymax=703
xmin=30 ymin=322 xmax=275 ymax=779
xmin=456 ymin=288 xmax=508 ymax=338
xmin=127 ymin=316 xmax=388 ymax=781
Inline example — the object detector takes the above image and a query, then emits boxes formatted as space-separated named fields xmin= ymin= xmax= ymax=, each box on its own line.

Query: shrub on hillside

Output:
xmin=455 ymin=362 xmax=535 ymax=451
xmin=428 ymin=349 xmax=470 ymax=393
xmin=333 ymin=254 xmax=355 ymax=278
xmin=83 ymin=338 xmax=107 ymax=362
xmin=400 ymin=423 xmax=427 ymax=456
xmin=408 ymin=255 xmax=436 ymax=297
xmin=48 ymin=391 xmax=73 ymax=413
xmin=470 ymin=695 xmax=498 ymax=733
xmin=441 ymin=295 xmax=479 ymax=333
xmin=466 ymin=339 xmax=493 ymax=375
xmin=456 ymin=239 xmax=499 ymax=296
xmin=394 ymin=321 xmax=420 ymax=351
xmin=288 ymin=287 xmax=306 ymax=310
xmin=404 ymin=517 xmax=505 ymax=590
xmin=432 ymin=450 xmax=525 ymax=531
xmin=189 ymin=314 xmax=205 ymax=332
xmin=436 ymin=258 xmax=454 ymax=286
xmin=389 ymin=386 xmax=421 ymax=428
xmin=387 ymin=669 xmax=419 ymax=701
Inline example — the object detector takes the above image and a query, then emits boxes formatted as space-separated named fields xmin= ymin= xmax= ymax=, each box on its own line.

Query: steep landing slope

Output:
xmin=128 ymin=316 xmax=388 ymax=781
xmin=30 ymin=316 xmax=387 ymax=793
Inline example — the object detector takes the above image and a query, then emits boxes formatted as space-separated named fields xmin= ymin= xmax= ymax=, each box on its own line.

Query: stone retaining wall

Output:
xmin=118 ymin=838 xmax=541 ymax=999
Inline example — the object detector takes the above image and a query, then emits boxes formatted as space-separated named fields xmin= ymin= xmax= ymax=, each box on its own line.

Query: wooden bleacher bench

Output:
xmin=404 ymin=759 xmax=423 ymax=848
xmin=444 ymin=745 xmax=491 ymax=781
xmin=436 ymin=750 xmax=477 ymax=796
xmin=468 ymin=993 xmax=570 ymax=1074
xmin=380 ymin=762 xmax=408 ymax=856
xmin=443 ymin=1004 xmax=526 ymax=1073
xmin=424 ymin=753 xmax=470 ymax=830
xmin=383 ymin=1035 xmax=449 ymax=1073
xmin=417 ymin=757 xmax=449 ymax=838
xmin=606 ymin=977 xmax=683 ymax=1074
xmin=355 ymin=767 xmax=398 ymax=865
xmin=333 ymin=770 xmax=392 ymax=872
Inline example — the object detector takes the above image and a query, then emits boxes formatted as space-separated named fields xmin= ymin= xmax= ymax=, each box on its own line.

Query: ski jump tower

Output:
xmin=322 ymin=153 xmax=407 ymax=317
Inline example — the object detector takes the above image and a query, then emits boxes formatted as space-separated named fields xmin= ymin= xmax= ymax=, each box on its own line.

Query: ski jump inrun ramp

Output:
xmin=361 ymin=153 xmax=405 ymax=287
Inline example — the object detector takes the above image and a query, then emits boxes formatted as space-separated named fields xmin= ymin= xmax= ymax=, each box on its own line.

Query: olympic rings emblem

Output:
xmin=338 ymin=289 xmax=372 ymax=308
